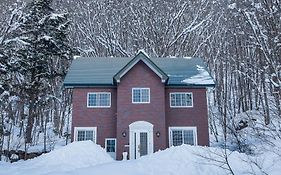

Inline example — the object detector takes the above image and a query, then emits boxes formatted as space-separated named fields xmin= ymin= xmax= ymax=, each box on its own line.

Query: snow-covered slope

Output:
xmin=1 ymin=141 xmax=281 ymax=175
xmin=0 ymin=141 xmax=113 ymax=175
xmin=58 ymin=144 xmax=281 ymax=175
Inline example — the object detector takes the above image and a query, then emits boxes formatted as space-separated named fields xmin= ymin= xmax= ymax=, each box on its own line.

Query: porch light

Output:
xmin=122 ymin=131 xmax=127 ymax=137
xmin=156 ymin=131 xmax=160 ymax=137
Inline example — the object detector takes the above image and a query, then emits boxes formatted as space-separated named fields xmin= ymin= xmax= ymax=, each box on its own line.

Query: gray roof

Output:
xmin=63 ymin=52 xmax=215 ymax=88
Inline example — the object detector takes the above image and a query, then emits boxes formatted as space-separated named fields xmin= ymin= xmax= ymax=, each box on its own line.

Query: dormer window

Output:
xmin=132 ymin=88 xmax=150 ymax=103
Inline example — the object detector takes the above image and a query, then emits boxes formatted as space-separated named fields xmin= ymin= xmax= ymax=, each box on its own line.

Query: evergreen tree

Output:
xmin=2 ymin=0 xmax=74 ymax=143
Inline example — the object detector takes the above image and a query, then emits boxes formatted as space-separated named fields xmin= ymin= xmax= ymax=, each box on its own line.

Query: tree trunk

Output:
xmin=261 ymin=72 xmax=270 ymax=125
xmin=26 ymin=96 xmax=35 ymax=143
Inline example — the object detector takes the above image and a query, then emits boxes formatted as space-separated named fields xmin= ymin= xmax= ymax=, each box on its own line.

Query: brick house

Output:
xmin=63 ymin=51 xmax=214 ymax=160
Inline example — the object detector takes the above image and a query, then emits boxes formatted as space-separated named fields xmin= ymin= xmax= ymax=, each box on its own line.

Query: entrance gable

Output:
xmin=114 ymin=50 xmax=168 ymax=83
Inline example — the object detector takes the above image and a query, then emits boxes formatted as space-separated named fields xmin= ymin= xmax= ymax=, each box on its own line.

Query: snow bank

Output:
xmin=0 ymin=141 xmax=113 ymax=175
xmin=137 ymin=49 xmax=150 ymax=58
xmin=30 ymin=140 xmax=113 ymax=168
xmin=1 ymin=142 xmax=281 ymax=175
xmin=59 ymin=144 xmax=281 ymax=175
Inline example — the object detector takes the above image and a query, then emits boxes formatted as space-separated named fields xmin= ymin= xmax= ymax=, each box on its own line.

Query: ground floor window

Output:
xmin=105 ymin=138 xmax=116 ymax=159
xmin=74 ymin=127 xmax=97 ymax=143
xmin=169 ymin=127 xmax=197 ymax=146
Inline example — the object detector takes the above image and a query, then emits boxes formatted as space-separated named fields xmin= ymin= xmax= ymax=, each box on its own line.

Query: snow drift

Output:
xmin=60 ymin=144 xmax=242 ymax=175
xmin=54 ymin=144 xmax=281 ymax=175
xmin=0 ymin=141 xmax=113 ymax=175
xmin=1 ymin=141 xmax=281 ymax=175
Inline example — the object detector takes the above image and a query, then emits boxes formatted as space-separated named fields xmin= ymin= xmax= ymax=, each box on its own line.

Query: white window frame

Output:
xmin=74 ymin=127 xmax=97 ymax=143
xmin=87 ymin=92 xmax=111 ymax=108
xmin=168 ymin=126 xmax=197 ymax=147
xmin=105 ymin=138 xmax=116 ymax=154
xmin=105 ymin=138 xmax=116 ymax=151
xmin=132 ymin=88 xmax=150 ymax=104
xmin=169 ymin=92 xmax=193 ymax=108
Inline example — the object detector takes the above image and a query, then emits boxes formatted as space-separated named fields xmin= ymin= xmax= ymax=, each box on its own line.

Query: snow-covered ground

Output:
xmin=1 ymin=140 xmax=281 ymax=175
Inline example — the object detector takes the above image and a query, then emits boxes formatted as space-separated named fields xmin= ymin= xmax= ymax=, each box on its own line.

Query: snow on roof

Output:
xmin=73 ymin=55 xmax=81 ymax=60
xmin=137 ymin=49 xmax=150 ymax=58
xmin=181 ymin=65 xmax=214 ymax=85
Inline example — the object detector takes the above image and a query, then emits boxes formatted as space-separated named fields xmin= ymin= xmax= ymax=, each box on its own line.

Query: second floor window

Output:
xmin=132 ymin=88 xmax=150 ymax=103
xmin=170 ymin=92 xmax=193 ymax=107
xmin=87 ymin=92 xmax=111 ymax=107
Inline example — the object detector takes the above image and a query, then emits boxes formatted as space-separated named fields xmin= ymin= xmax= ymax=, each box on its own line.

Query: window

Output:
xmin=105 ymin=138 xmax=116 ymax=159
xmin=87 ymin=92 xmax=111 ymax=108
xmin=132 ymin=88 xmax=150 ymax=103
xmin=170 ymin=92 xmax=193 ymax=107
xmin=169 ymin=127 xmax=197 ymax=146
xmin=74 ymin=127 xmax=97 ymax=143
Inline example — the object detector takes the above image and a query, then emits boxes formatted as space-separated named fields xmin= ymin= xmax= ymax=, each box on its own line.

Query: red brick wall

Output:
xmin=71 ymin=61 xmax=210 ymax=160
xmin=116 ymin=61 xmax=166 ymax=160
xmin=71 ymin=87 xmax=117 ymax=147
xmin=165 ymin=88 xmax=209 ymax=146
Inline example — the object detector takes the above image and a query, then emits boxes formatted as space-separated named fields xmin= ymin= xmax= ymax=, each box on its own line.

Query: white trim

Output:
xmin=118 ymin=58 xmax=165 ymax=83
xmin=168 ymin=126 xmax=197 ymax=147
xmin=132 ymin=88 xmax=150 ymax=104
xmin=169 ymin=92 xmax=193 ymax=108
xmin=87 ymin=92 xmax=111 ymax=108
xmin=129 ymin=121 xmax=154 ymax=159
xmin=74 ymin=127 xmax=97 ymax=143
xmin=105 ymin=138 xmax=117 ymax=159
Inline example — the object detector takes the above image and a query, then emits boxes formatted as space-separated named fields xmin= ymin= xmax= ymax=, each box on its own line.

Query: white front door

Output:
xmin=129 ymin=121 xmax=153 ymax=159
xmin=134 ymin=131 xmax=149 ymax=159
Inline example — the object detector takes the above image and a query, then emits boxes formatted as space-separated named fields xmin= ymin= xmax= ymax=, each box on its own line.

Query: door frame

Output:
xmin=129 ymin=121 xmax=153 ymax=159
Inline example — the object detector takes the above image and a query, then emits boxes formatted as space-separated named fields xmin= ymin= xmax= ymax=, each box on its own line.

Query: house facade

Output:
xmin=63 ymin=51 xmax=214 ymax=160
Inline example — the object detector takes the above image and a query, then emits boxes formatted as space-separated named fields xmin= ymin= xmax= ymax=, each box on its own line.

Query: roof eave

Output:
xmin=63 ymin=83 xmax=116 ymax=88
xmin=166 ymin=83 xmax=215 ymax=88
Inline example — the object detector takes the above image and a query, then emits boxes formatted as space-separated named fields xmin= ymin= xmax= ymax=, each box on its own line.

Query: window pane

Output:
xmin=133 ymin=89 xmax=141 ymax=102
xmin=183 ymin=130 xmax=194 ymax=145
xmin=172 ymin=130 xmax=183 ymax=146
xmin=106 ymin=139 xmax=116 ymax=152
xmin=85 ymin=130 xmax=94 ymax=141
xmin=88 ymin=94 xmax=97 ymax=107
xmin=186 ymin=94 xmax=192 ymax=106
xmin=181 ymin=94 xmax=187 ymax=106
xmin=171 ymin=94 xmax=175 ymax=106
xmin=140 ymin=132 xmax=148 ymax=156
xmin=141 ymin=89 xmax=149 ymax=102
xmin=100 ymin=93 xmax=109 ymax=106
xmin=175 ymin=94 xmax=181 ymax=106
xmin=77 ymin=131 xmax=85 ymax=141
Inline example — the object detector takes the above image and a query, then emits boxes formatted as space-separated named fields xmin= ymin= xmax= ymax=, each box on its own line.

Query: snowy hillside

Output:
xmin=1 ymin=140 xmax=280 ymax=175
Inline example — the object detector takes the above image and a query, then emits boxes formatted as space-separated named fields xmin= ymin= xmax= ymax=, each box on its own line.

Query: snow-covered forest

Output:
xmin=0 ymin=0 xmax=280 ymax=174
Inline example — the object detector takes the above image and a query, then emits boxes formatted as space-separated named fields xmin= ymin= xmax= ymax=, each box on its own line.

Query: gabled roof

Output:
xmin=113 ymin=51 xmax=168 ymax=83
xmin=63 ymin=51 xmax=215 ymax=88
